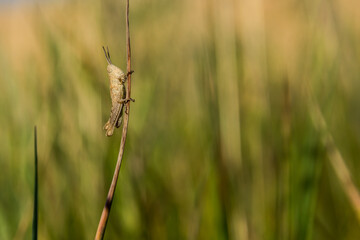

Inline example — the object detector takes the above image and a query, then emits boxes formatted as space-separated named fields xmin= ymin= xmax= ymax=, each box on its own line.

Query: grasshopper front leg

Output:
xmin=122 ymin=70 xmax=134 ymax=83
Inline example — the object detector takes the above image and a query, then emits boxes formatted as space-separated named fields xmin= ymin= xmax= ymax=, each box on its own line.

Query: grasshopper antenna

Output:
xmin=102 ymin=46 xmax=112 ymax=65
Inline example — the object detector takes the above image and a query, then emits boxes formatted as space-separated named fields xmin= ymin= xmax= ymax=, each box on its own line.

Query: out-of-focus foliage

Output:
xmin=1 ymin=0 xmax=360 ymax=239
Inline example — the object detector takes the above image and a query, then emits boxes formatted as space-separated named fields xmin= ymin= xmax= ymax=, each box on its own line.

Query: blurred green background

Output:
xmin=1 ymin=0 xmax=360 ymax=239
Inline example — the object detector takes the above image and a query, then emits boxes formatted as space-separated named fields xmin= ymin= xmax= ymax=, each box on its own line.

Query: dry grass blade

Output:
xmin=94 ymin=0 xmax=133 ymax=239
xmin=307 ymin=86 xmax=360 ymax=222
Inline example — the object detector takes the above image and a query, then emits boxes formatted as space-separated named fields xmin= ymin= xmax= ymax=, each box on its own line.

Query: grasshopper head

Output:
xmin=103 ymin=46 xmax=125 ymax=80
xmin=107 ymin=64 xmax=125 ymax=80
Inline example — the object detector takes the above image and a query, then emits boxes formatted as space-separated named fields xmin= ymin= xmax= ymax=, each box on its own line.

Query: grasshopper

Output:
xmin=102 ymin=46 xmax=134 ymax=136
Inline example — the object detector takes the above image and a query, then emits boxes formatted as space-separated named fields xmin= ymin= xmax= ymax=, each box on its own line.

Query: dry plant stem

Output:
xmin=95 ymin=0 xmax=132 ymax=239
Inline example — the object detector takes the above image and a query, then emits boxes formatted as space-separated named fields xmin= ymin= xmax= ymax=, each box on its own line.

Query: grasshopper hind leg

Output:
xmin=115 ymin=105 xmax=124 ymax=128
xmin=104 ymin=102 xmax=123 ymax=136
xmin=115 ymin=116 xmax=123 ymax=128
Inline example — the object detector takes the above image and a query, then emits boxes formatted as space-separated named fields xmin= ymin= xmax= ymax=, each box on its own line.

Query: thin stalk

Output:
xmin=95 ymin=0 xmax=133 ymax=239
xmin=32 ymin=126 xmax=38 ymax=240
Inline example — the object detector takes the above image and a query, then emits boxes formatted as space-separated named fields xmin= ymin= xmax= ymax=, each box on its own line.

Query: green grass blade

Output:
xmin=32 ymin=126 xmax=38 ymax=240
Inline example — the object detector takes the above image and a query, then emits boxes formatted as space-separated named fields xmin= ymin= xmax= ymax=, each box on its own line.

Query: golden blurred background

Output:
xmin=1 ymin=0 xmax=360 ymax=239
